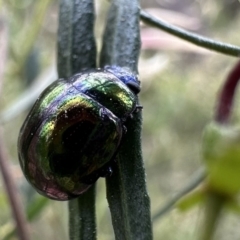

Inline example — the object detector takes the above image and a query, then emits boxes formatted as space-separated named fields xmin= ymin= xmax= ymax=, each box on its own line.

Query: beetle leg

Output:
xmin=123 ymin=125 xmax=127 ymax=134
xmin=80 ymin=173 xmax=100 ymax=185
xmin=99 ymin=165 xmax=113 ymax=178
xmin=129 ymin=105 xmax=143 ymax=119
xmin=135 ymin=104 xmax=143 ymax=112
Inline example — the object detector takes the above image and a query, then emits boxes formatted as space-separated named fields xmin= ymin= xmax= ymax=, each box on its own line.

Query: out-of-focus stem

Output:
xmin=0 ymin=130 xmax=30 ymax=240
xmin=152 ymin=168 xmax=205 ymax=222
xmin=198 ymin=193 xmax=224 ymax=240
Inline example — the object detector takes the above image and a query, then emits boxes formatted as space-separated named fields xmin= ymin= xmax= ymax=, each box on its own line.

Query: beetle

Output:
xmin=18 ymin=66 xmax=141 ymax=200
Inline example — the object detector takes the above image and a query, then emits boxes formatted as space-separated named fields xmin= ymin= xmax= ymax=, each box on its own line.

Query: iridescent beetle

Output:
xmin=18 ymin=66 xmax=140 ymax=200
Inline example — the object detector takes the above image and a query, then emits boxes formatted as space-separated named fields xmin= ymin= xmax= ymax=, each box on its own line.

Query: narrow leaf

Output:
xmin=57 ymin=0 xmax=97 ymax=239
xmin=100 ymin=0 xmax=140 ymax=73
xmin=57 ymin=0 xmax=96 ymax=78
xmin=69 ymin=186 xmax=96 ymax=240
xmin=100 ymin=0 xmax=153 ymax=239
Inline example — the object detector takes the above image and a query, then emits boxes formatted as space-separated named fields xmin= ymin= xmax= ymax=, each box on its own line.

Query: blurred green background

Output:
xmin=1 ymin=0 xmax=240 ymax=239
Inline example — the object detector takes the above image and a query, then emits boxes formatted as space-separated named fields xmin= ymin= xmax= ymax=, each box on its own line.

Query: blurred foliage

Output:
xmin=1 ymin=0 xmax=240 ymax=239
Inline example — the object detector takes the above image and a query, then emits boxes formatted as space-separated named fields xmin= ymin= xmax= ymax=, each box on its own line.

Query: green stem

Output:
xmin=199 ymin=193 xmax=224 ymax=240
xmin=140 ymin=10 xmax=240 ymax=57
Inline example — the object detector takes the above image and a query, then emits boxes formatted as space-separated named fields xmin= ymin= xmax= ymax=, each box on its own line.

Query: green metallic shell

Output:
xmin=71 ymin=70 xmax=137 ymax=118
xmin=18 ymin=67 xmax=140 ymax=200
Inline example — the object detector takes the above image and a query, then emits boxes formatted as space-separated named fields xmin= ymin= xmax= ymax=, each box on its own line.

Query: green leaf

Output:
xmin=100 ymin=0 xmax=153 ymax=239
xmin=68 ymin=186 xmax=96 ymax=240
xmin=100 ymin=0 xmax=140 ymax=73
xmin=57 ymin=0 xmax=97 ymax=239
xmin=57 ymin=0 xmax=96 ymax=78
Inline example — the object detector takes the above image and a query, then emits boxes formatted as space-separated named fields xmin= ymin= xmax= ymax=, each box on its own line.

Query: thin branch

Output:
xmin=140 ymin=10 xmax=240 ymax=57
xmin=152 ymin=168 xmax=205 ymax=222
xmin=0 ymin=131 xmax=30 ymax=240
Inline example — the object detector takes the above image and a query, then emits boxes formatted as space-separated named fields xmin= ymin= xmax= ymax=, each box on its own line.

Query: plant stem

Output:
xmin=0 ymin=129 xmax=30 ymax=240
xmin=199 ymin=193 xmax=224 ymax=240
xmin=140 ymin=10 xmax=240 ymax=57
